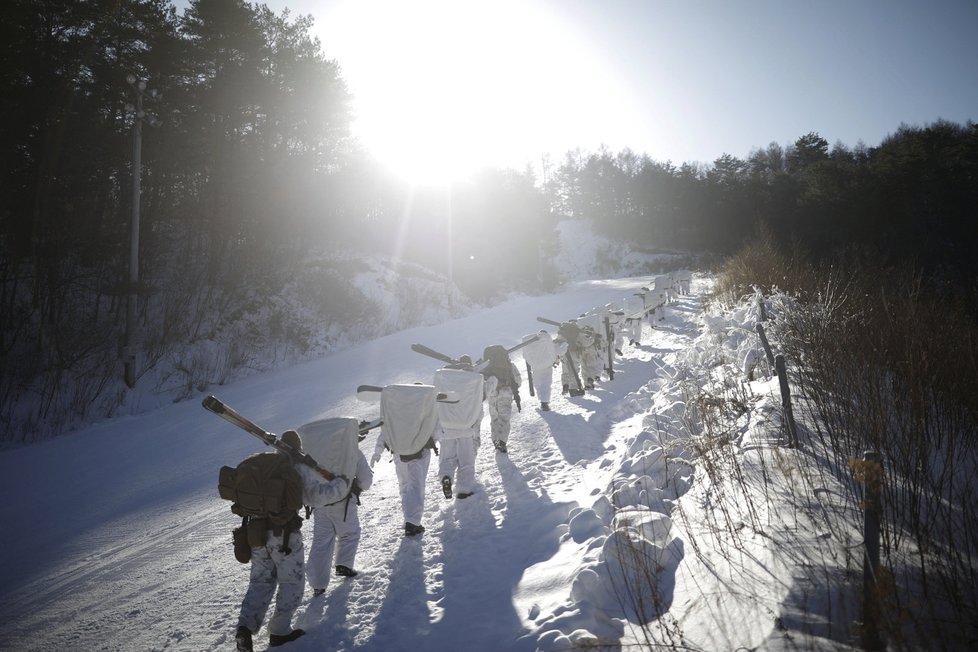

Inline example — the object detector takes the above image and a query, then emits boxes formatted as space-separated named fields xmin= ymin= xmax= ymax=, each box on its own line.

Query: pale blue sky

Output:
xmin=179 ymin=0 xmax=978 ymax=176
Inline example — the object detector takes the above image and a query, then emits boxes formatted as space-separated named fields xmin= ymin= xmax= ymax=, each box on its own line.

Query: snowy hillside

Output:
xmin=4 ymin=219 xmax=682 ymax=447
xmin=0 ymin=271 xmax=888 ymax=651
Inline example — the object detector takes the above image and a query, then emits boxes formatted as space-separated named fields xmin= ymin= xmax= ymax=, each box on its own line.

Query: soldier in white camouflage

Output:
xmin=235 ymin=430 xmax=347 ymax=652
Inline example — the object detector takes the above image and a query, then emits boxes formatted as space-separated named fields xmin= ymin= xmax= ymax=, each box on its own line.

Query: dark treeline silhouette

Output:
xmin=2 ymin=0 xmax=976 ymax=442
xmin=546 ymin=127 xmax=978 ymax=291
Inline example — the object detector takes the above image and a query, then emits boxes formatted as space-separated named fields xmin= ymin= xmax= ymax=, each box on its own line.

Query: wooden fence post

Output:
xmin=775 ymin=354 xmax=799 ymax=447
xmin=756 ymin=323 xmax=776 ymax=368
xmin=604 ymin=316 xmax=615 ymax=380
xmin=861 ymin=451 xmax=884 ymax=651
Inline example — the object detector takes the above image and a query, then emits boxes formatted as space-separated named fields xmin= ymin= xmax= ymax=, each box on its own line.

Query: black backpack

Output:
xmin=481 ymin=345 xmax=516 ymax=391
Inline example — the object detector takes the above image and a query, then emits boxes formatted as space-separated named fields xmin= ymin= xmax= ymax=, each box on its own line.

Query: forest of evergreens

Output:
xmin=2 ymin=0 xmax=976 ymax=442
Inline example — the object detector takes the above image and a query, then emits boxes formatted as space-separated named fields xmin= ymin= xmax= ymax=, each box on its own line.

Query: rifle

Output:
xmin=563 ymin=348 xmax=585 ymax=396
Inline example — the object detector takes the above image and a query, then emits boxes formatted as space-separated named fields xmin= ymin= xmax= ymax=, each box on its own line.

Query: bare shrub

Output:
xmin=748 ymin=248 xmax=978 ymax=647
xmin=711 ymin=224 xmax=814 ymax=307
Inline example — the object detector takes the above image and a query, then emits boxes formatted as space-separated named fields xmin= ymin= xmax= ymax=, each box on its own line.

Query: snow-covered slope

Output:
xmin=0 ymin=274 xmax=868 ymax=651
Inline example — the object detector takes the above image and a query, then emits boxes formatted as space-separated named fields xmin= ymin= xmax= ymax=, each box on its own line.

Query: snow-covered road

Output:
xmin=2 ymin=275 xmax=704 ymax=651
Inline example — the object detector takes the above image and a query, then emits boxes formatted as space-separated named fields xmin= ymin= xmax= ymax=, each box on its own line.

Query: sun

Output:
xmin=324 ymin=0 xmax=632 ymax=186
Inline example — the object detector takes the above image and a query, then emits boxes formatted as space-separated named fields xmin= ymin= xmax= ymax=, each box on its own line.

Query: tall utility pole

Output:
xmin=123 ymin=75 xmax=159 ymax=388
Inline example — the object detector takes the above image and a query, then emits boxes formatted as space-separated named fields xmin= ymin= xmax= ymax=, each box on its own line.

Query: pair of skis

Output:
xmin=354 ymin=384 xmax=458 ymax=404
xmin=408 ymin=335 xmax=539 ymax=372
xmin=202 ymin=396 xmax=382 ymax=480
xmin=408 ymin=337 xmax=539 ymax=412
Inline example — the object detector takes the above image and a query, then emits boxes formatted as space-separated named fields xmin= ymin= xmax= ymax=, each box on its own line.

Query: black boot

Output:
xmin=269 ymin=629 xmax=305 ymax=647
xmin=404 ymin=522 xmax=425 ymax=536
xmin=235 ymin=626 xmax=253 ymax=652
xmin=540 ymin=402 xmax=550 ymax=411
xmin=336 ymin=565 xmax=358 ymax=577
xmin=441 ymin=475 xmax=453 ymax=499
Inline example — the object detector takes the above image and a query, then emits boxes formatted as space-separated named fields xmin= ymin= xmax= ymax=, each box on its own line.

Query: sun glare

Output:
xmin=325 ymin=0 xmax=637 ymax=186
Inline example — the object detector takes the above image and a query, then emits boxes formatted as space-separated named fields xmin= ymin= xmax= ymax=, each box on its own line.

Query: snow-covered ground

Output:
xmin=0 ymin=273 xmax=869 ymax=651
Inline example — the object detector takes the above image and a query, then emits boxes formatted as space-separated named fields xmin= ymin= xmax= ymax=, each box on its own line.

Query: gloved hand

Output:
xmin=370 ymin=452 xmax=381 ymax=467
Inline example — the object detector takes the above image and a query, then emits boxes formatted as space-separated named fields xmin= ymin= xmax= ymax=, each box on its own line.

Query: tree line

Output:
xmin=2 ymin=0 xmax=976 ymax=442
xmin=546 ymin=125 xmax=978 ymax=292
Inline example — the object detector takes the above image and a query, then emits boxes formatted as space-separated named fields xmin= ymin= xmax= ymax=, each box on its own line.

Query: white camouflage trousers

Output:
xmin=530 ymin=365 xmax=555 ymax=403
xmin=393 ymin=448 xmax=431 ymax=525
xmin=306 ymin=498 xmax=361 ymax=591
xmin=626 ymin=318 xmax=642 ymax=344
xmin=438 ymin=436 xmax=477 ymax=494
xmin=581 ymin=344 xmax=601 ymax=382
xmin=238 ymin=529 xmax=305 ymax=636
xmin=560 ymin=353 xmax=580 ymax=391
xmin=488 ymin=387 xmax=514 ymax=443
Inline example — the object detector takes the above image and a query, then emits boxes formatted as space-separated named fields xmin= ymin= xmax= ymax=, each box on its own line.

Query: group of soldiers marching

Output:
xmin=227 ymin=271 xmax=692 ymax=651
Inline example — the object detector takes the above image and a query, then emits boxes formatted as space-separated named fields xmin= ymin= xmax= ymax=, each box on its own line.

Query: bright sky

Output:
xmin=249 ymin=0 xmax=978 ymax=182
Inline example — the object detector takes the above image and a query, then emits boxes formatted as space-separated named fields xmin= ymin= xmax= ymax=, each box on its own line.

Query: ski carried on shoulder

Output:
xmin=503 ymin=334 xmax=539 ymax=355
xmin=410 ymin=343 xmax=459 ymax=366
xmin=536 ymin=317 xmax=561 ymax=327
xmin=202 ymin=395 xmax=340 ymax=481
xmin=411 ymin=336 xmax=540 ymax=371
xmin=356 ymin=384 xmax=384 ymax=402
xmin=355 ymin=384 xmax=459 ymax=404
xmin=410 ymin=343 xmax=489 ymax=371
xmin=357 ymin=418 xmax=383 ymax=441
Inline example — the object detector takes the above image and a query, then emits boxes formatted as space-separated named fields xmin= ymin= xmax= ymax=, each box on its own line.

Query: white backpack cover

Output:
xmin=522 ymin=332 xmax=557 ymax=369
xmin=380 ymin=384 xmax=438 ymax=456
xmin=433 ymin=368 xmax=484 ymax=434
xmin=624 ymin=295 xmax=645 ymax=319
xmin=576 ymin=313 xmax=604 ymax=334
xmin=296 ymin=417 xmax=359 ymax=493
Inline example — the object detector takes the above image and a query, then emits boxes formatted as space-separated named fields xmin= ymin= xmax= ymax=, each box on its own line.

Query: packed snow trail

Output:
xmin=0 ymin=276 xmax=703 ymax=651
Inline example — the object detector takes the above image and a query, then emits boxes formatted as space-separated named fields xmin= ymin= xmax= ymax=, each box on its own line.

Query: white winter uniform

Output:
xmin=522 ymin=331 xmax=560 ymax=404
xmin=306 ymin=451 xmax=373 ymax=591
xmin=623 ymin=295 xmax=645 ymax=344
xmin=578 ymin=314 xmax=607 ymax=382
xmin=575 ymin=327 xmax=598 ymax=387
xmin=678 ymin=270 xmax=692 ymax=294
xmin=484 ymin=361 xmax=522 ymax=444
xmin=373 ymin=384 xmax=438 ymax=527
xmin=434 ymin=367 xmax=484 ymax=495
xmin=238 ymin=464 xmax=346 ymax=637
